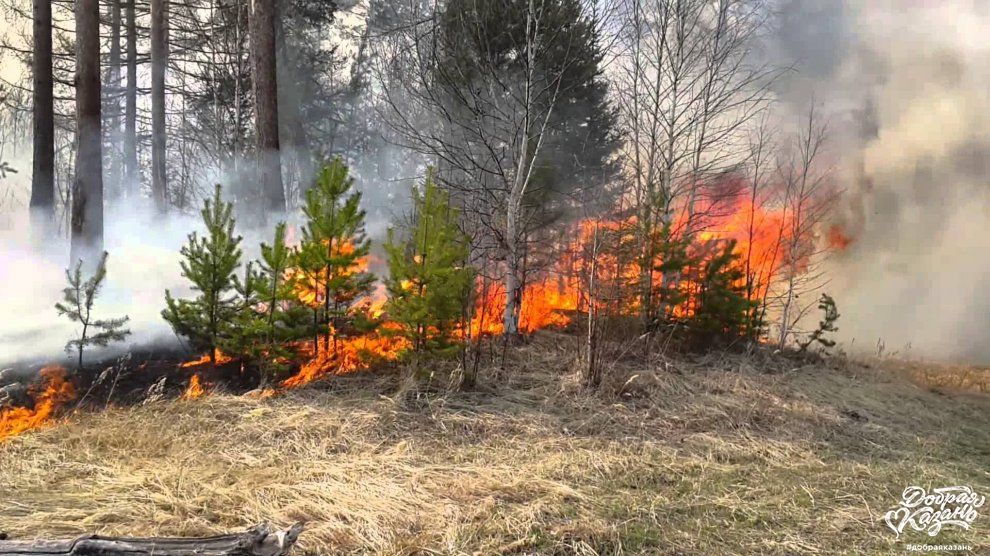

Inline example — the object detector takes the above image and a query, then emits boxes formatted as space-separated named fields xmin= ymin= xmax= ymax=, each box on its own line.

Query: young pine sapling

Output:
xmin=221 ymin=223 xmax=309 ymax=385
xmin=295 ymin=158 xmax=376 ymax=356
xmin=162 ymin=184 xmax=243 ymax=366
xmin=55 ymin=251 xmax=131 ymax=370
xmin=798 ymin=293 xmax=840 ymax=354
xmin=384 ymin=169 xmax=473 ymax=363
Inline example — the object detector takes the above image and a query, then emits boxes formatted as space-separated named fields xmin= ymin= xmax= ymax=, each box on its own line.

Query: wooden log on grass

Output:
xmin=0 ymin=523 xmax=303 ymax=556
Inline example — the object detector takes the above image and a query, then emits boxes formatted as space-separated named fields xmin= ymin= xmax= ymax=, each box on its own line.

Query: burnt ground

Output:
xmin=1 ymin=345 xmax=253 ymax=411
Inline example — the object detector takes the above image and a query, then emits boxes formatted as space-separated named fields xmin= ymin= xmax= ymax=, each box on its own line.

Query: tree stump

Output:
xmin=0 ymin=523 xmax=303 ymax=556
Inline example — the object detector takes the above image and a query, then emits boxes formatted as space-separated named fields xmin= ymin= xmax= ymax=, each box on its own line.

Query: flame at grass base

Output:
xmin=281 ymin=326 xmax=411 ymax=388
xmin=183 ymin=374 xmax=206 ymax=400
xmin=0 ymin=366 xmax=76 ymax=441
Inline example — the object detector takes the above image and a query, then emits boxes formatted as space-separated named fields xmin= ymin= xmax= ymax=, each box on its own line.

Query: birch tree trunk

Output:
xmin=151 ymin=0 xmax=168 ymax=212
xmin=71 ymin=0 xmax=105 ymax=264
xmin=29 ymin=0 xmax=54 ymax=235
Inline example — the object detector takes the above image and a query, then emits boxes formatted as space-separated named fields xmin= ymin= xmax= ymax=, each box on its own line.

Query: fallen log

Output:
xmin=0 ymin=523 xmax=303 ymax=556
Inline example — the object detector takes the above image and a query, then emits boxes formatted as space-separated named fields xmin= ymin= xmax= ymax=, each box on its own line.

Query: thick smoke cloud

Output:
xmin=771 ymin=0 xmax=990 ymax=361
xmin=0 ymin=202 xmax=194 ymax=365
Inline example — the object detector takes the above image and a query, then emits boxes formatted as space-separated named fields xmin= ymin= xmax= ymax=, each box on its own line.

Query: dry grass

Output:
xmin=1 ymin=334 xmax=988 ymax=555
xmin=865 ymin=357 xmax=990 ymax=394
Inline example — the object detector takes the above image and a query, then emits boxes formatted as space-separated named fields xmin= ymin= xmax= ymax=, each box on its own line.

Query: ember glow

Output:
xmin=0 ymin=366 xmax=76 ymax=441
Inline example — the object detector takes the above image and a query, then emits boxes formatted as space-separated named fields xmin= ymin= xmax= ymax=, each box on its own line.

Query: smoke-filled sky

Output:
xmin=2 ymin=0 xmax=990 ymax=364
xmin=767 ymin=0 xmax=990 ymax=360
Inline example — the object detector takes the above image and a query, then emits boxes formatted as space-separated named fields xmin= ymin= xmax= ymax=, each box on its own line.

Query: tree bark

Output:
xmin=251 ymin=0 xmax=285 ymax=217
xmin=71 ymin=0 xmax=104 ymax=264
xmin=502 ymin=201 xmax=521 ymax=337
xmin=124 ymin=0 xmax=138 ymax=197
xmin=29 ymin=0 xmax=54 ymax=234
xmin=107 ymin=0 xmax=123 ymax=200
xmin=150 ymin=0 xmax=168 ymax=212
xmin=0 ymin=523 xmax=303 ymax=556
xmin=274 ymin=3 xmax=313 ymax=203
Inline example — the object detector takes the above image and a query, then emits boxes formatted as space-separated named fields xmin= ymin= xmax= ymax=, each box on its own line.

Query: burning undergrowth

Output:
xmin=0 ymin=174 xmax=807 ymax=442
xmin=0 ymin=367 xmax=76 ymax=441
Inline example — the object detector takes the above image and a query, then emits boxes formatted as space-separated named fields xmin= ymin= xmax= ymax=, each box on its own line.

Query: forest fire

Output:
xmin=0 ymin=367 xmax=76 ymax=441
xmin=147 ymin=176 xmax=809 ymax=404
xmin=4 ymin=0 xmax=979 ymax=548
xmin=467 ymin=192 xmax=797 ymax=337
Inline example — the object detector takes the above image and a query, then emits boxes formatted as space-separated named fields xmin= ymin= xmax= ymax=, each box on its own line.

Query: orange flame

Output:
xmin=281 ymin=325 xmax=410 ymax=388
xmin=291 ymin=241 xmax=369 ymax=308
xmin=466 ymin=182 xmax=810 ymax=335
xmin=827 ymin=224 xmax=853 ymax=251
xmin=179 ymin=349 xmax=233 ymax=369
xmin=469 ymin=275 xmax=583 ymax=337
xmin=170 ymin=177 xmax=820 ymax=391
xmin=182 ymin=374 xmax=206 ymax=400
xmin=0 ymin=366 xmax=76 ymax=441
xmin=278 ymin=243 xmax=405 ymax=388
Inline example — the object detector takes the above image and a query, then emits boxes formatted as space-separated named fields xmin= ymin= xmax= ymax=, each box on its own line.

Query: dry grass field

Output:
xmin=1 ymin=334 xmax=987 ymax=555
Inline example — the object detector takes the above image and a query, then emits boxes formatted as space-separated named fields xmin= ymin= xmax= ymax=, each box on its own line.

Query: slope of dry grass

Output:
xmin=1 ymin=334 xmax=988 ymax=555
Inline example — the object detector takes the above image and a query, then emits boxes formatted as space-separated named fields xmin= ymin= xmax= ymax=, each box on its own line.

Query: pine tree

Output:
xmin=56 ymin=251 xmax=131 ymax=370
xmin=798 ymin=294 xmax=840 ymax=354
xmin=257 ymin=222 xmax=311 ymax=347
xmin=690 ymin=240 xmax=755 ymax=343
xmin=295 ymin=158 xmax=375 ymax=356
xmin=221 ymin=223 xmax=309 ymax=384
xmin=162 ymin=185 xmax=243 ymax=365
xmin=652 ymin=221 xmax=694 ymax=321
xmin=218 ymin=261 xmax=263 ymax=370
xmin=384 ymin=170 xmax=473 ymax=360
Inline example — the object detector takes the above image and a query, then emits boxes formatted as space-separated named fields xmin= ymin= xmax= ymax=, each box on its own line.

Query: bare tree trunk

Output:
xmin=503 ymin=194 xmax=522 ymax=337
xmin=150 ymin=0 xmax=168 ymax=212
xmin=502 ymin=0 xmax=555 ymax=339
xmin=251 ymin=0 xmax=285 ymax=217
xmin=274 ymin=0 xmax=312 ymax=204
xmin=71 ymin=0 xmax=105 ymax=263
xmin=106 ymin=0 xmax=123 ymax=200
xmin=29 ymin=0 xmax=55 ymax=235
xmin=585 ymin=223 xmax=600 ymax=388
xmin=124 ymin=0 xmax=138 ymax=196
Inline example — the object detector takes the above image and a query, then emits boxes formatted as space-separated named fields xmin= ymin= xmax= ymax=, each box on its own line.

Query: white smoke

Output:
xmin=771 ymin=0 xmax=990 ymax=361
xmin=0 ymin=198 xmax=207 ymax=366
